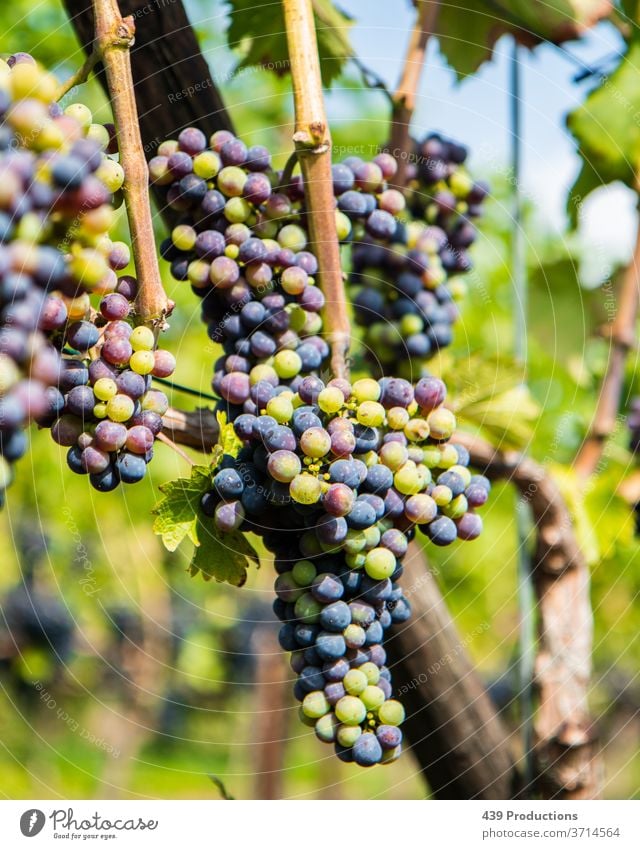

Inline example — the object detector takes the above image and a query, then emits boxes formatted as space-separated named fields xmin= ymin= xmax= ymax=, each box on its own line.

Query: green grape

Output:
xmin=359 ymin=662 xmax=380 ymax=685
xmin=266 ymin=396 xmax=294 ymax=423
xmin=106 ymin=394 xmax=135 ymax=423
xmin=352 ymin=378 xmax=381 ymax=402
xmin=267 ymin=449 xmax=301 ymax=483
xmin=224 ymin=197 xmax=252 ymax=223
xmin=317 ymin=387 xmax=345 ymax=414
xmin=277 ymin=223 xmax=307 ymax=252
xmin=290 ymin=473 xmax=322 ymax=505
xmin=302 ymin=691 xmax=331 ymax=719
xmin=300 ymin=427 xmax=331 ymax=458
xmin=193 ymin=150 xmax=221 ymax=178
xmin=274 ymin=350 xmax=302 ymax=379
xmin=442 ymin=494 xmax=468 ymax=519
xmin=172 ymin=224 xmax=197 ymax=251
xmin=294 ymin=592 xmax=323 ymax=624
xmin=432 ymin=484 xmax=453 ymax=506
xmin=360 ymin=685 xmax=386 ymax=711
xmin=93 ymin=378 xmax=118 ymax=401
xmin=130 ymin=350 xmax=155 ymax=375
xmin=315 ymin=713 xmax=338 ymax=743
xmin=130 ymin=326 xmax=155 ymax=351
xmin=344 ymin=669 xmax=368 ymax=696
xmin=292 ymin=559 xmax=317 ymax=587
xmin=380 ymin=441 xmax=408 ymax=471
xmin=96 ymin=158 xmax=125 ymax=192
xmin=427 ymin=408 xmax=456 ymax=440
xmin=377 ymin=699 xmax=405 ymax=726
xmin=356 ymin=400 xmax=386 ymax=427
xmin=335 ymin=695 xmax=367 ymax=726
xmin=336 ymin=724 xmax=362 ymax=747
xmin=394 ymin=461 xmax=422 ymax=495
xmin=364 ymin=547 xmax=396 ymax=580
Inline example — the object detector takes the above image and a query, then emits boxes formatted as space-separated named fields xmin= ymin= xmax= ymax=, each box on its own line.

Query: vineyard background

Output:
xmin=1 ymin=0 xmax=639 ymax=800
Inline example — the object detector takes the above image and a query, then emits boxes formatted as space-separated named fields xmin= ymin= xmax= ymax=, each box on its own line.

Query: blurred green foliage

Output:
xmin=0 ymin=0 xmax=637 ymax=801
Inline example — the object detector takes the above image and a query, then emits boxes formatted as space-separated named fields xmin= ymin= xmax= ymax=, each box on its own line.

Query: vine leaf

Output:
xmin=217 ymin=410 xmax=243 ymax=458
xmin=152 ymin=465 xmax=212 ymax=552
xmin=190 ymin=515 xmax=259 ymax=587
xmin=435 ymin=0 xmax=611 ymax=80
xmin=226 ymin=0 xmax=353 ymax=86
xmin=567 ymin=38 xmax=640 ymax=218
xmin=152 ymin=436 xmax=259 ymax=586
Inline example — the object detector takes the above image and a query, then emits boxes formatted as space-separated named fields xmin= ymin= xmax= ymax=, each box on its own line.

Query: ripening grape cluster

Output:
xmin=198 ymin=373 xmax=490 ymax=764
xmin=346 ymin=134 xmax=488 ymax=377
xmin=45 ymin=284 xmax=175 ymax=490
xmin=150 ymin=128 xmax=329 ymax=419
xmin=0 ymin=53 xmax=173 ymax=503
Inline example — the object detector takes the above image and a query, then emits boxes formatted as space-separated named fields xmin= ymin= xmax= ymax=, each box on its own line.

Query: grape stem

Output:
xmin=282 ymin=0 xmax=351 ymax=381
xmin=92 ymin=0 xmax=170 ymax=323
xmin=55 ymin=47 xmax=101 ymax=101
xmin=388 ymin=0 xmax=441 ymax=188
xmin=156 ymin=432 xmax=195 ymax=466
xmin=276 ymin=150 xmax=299 ymax=191
xmin=573 ymin=212 xmax=640 ymax=479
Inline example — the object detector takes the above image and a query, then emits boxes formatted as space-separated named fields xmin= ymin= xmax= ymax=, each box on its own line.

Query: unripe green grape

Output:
xmin=337 ymin=724 xmax=362 ymax=747
xmin=344 ymin=669 xmax=368 ymax=695
xmin=378 ymin=700 xmax=405 ymax=726
xmin=93 ymin=378 xmax=118 ymax=401
xmin=343 ymin=624 xmax=366 ymax=648
xmin=130 ymin=350 xmax=155 ymax=375
xmin=394 ymin=461 xmax=422 ymax=495
xmin=359 ymin=662 xmax=380 ymax=685
xmin=344 ymin=529 xmax=366 ymax=554
xmin=224 ymin=197 xmax=252 ymax=223
xmin=225 ymin=244 xmax=240 ymax=259
xmin=335 ymin=210 xmax=352 ymax=240
xmin=172 ymin=224 xmax=197 ymax=251
xmin=364 ymin=547 xmax=396 ymax=580
xmin=388 ymin=407 xmax=410 ymax=430
xmin=69 ymin=249 xmax=109 ymax=290
xmin=427 ymin=408 xmax=456 ymax=440
xmin=302 ymin=690 xmax=331 ymax=719
xmin=438 ymin=444 xmax=459 ymax=468
xmin=362 ymin=525 xmax=381 ymax=549
xmin=315 ymin=713 xmax=338 ymax=743
xmin=400 ymin=314 xmax=423 ymax=336
xmin=193 ymin=150 xmax=221 ymax=178
xmin=64 ymin=102 xmax=92 ymax=128
xmin=345 ymin=552 xmax=365 ymax=569
xmin=292 ymin=559 xmax=316 ymax=587
xmin=266 ymin=395 xmax=293 ymax=423
xmin=361 ymin=685 xmax=386 ymax=711
xmin=96 ymin=158 xmax=125 ymax=192
xmin=188 ymin=260 xmax=211 ymax=288
xmin=290 ymin=473 xmax=322 ymax=505
xmin=422 ymin=445 xmax=442 ymax=468
xmin=380 ymin=441 xmax=408 ymax=471
xmin=335 ymin=695 xmax=367 ymax=726
xmin=294 ymin=592 xmax=322 ymax=624
xmin=273 ymin=350 xmax=302 ymax=379
xmin=356 ymin=400 xmax=386 ymax=427
xmin=86 ymin=122 xmax=110 ymax=149
xmin=405 ymin=418 xmax=430 ymax=442
xmin=277 ymin=223 xmax=307 ymax=252
xmin=381 ymin=745 xmax=402 ymax=764
xmin=352 ymin=378 xmax=381 ymax=402
xmin=130 ymin=326 xmax=155 ymax=352
xmin=432 ymin=484 xmax=453 ymax=506
xmin=250 ymin=364 xmax=278 ymax=385
xmin=317 ymin=386 xmax=345 ymax=414
xmin=106 ymin=394 xmax=135 ymax=423
xmin=93 ymin=403 xmax=108 ymax=419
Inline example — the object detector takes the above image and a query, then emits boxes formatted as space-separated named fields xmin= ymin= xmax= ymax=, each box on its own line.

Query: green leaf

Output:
xmin=226 ymin=0 xmax=353 ymax=87
xmin=217 ymin=411 xmax=243 ymax=459
xmin=190 ymin=514 xmax=259 ymax=587
xmin=567 ymin=38 xmax=640 ymax=208
xmin=436 ymin=1 xmax=611 ymax=80
xmin=152 ymin=465 xmax=212 ymax=552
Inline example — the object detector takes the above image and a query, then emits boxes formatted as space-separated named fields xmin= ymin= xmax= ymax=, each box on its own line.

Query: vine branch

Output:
xmin=388 ymin=0 xmax=441 ymax=187
xmin=56 ymin=47 xmax=100 ymax=100
xmin=573 ymin=214 xmax=640 ymax=479
xmin=453 ymin=432 xmax=602 ymax=799
xmin=282 ymin=0 xmax=350 ymax=380
xmin=92 ymin=0 xmax=169 ymax=322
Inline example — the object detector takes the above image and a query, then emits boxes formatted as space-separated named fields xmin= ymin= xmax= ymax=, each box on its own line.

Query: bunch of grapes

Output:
xmin=199 ymin=374 xmax=490 ymax=763
xmin=45 ymin=283 xmax=175 ymax=491
xmin=340 ymin=136 xmax=487 ymax=377
xmin=0 ymin=53 xmax=136 ymax=503
xmin=150 ymin=129 xmax=329 ymax=420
